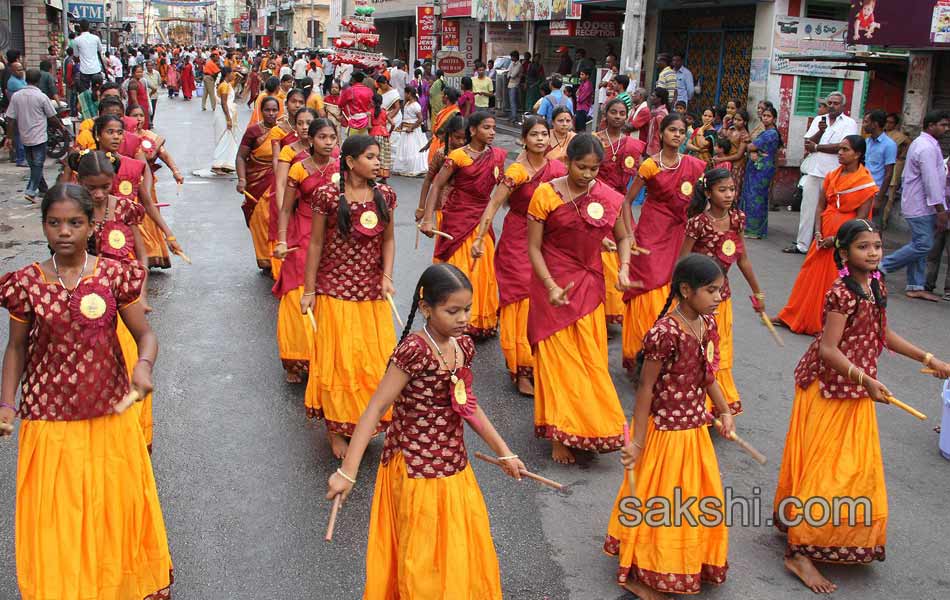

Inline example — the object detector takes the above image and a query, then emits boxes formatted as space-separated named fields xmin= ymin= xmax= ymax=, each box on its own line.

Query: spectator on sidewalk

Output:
xmin=882 ymin=111 xmax=911 ymax=228
xmin=537 ymin=77 xmax=573 ymax=125
xmin=38 ymin=60 xmax=58 ymax=101
xmin=145 ymin=60 xmax=161 ymax=120
xmin=292 ymin=53 xmax=308 ymax=88
xmin=862 ymin=109 xmax=897 ymax=222
xmin=626 ymin=87 xmax=651 ymax=142
xmin=64 ymin=47 xmax=78 ymax=115
xmin=506 ymin=51 xmax=523 ymax=123
xmin=202 ymin=52 xmax=221 ymax=111
xmin=556 ymin=46 xmax=573 ymax=76
xmin=671 ymin=53 xmax=694 ymax=108
xmin=106 ymin=51 xmax=123 ymax=84
xmin=472 ymin=62 xmax=493 ymax=112
xmin=574 ymin=69 xmax=594 ymax=131
xmin=926 ymin=162 xmax=950 ymax=300
xmin=71 ymin=20 xmax=106 ymax=93
xmin=5 ymin=61 xmax=27 ymax=167
xmin=390 ymin=60 xmax=410 ymax=101
xmin=881 ymin=110 xmax=950 ymax=302
xmin=4 ymin=68 xmax=63 ymax=201
xmin=572 ymin=48 xmax=595 ymax=78
xmin=597 ymin=55 xmax=618 ymax=110
xmin=655 ymin=53 xmax=677 ymax=107
xmin=785 ymin=91 xmax=858 ymax=254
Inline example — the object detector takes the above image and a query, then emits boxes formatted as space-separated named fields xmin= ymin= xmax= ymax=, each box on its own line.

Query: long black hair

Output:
xmin=633 ymin=255 xmax=723 ymax=378
xmin=833 ymin=218 xmax=886 ymax=309
xmin=465 ymin=111 xmax=495 ymax=145
xmin=441 ymin=114 xmax=466 ymax=151
xmin=688 ymin=167 xmax=734 ymax=218
xmin=337 ymin=134 xmax=391 ymax=238
xmin=442 ymin=86 xmax=461 ymax=105
xmin=566 ymin=133 xmax=604 ymax=162
xmin=69 ymin=149 xmax=119 ymax=178
xmin=400 ymin=264 xmax=473 ymax=342
xmin=842 ymin=134 xmax=867 ymax=165
xmin=299 ymin=76 xmax=314 ymax=102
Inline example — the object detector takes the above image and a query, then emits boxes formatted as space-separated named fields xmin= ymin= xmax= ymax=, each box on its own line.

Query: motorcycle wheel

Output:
xmin=46 ymin=129 xmax=70 ymax=159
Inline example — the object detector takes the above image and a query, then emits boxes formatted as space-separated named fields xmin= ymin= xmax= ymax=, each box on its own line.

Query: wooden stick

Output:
xmin=114 ymin=389 xmax=141 ymax=414
xmin=414 ymin=228 xmax=420 ymax=250
xmin=886 ymin=396 xmax=927 ymax=420
xmin=473 ymin=451 xmax=564 ymax=490
xmin=760 ymin=313 xmax=785 ymax=347
xmin=623 ymin=423 xmax=636 ymax=498
xmin=713 ymin=418 xmax=767 ymax=464
xmin=920 ymin=367 xmax=946 ymax=378
xmin=630 ymin=244 xmax=651 ymax=255
xmin=430 ymin=229 xmax=454 ymax=240
xmin=385 ymin=293 xmax=404 ymax=327
xmin=155 ymin=203 xmax=171 ymax=208
xmin=306 ymin=307 xmax=317 ymax=332
xmin=173 ymin=250 xmax=192 ymax=264
xmin=324 ymin=495 xmax=342 ymax=542
xmin=243 ymin=190 xmax=257 ymax=203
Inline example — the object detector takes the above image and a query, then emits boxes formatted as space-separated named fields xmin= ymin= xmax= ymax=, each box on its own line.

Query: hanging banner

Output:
xmin=771 ymin=16 xmax=859 ymax=79
xmin=846 ymin=0 xmax=950 ymax=47
xmin=442 ymin=19 xmax=461 ymax=51
xmin=416 ymin=6 xmax=437 ymax=60
xmin=444 ymin=0 xmax=474 ymax=19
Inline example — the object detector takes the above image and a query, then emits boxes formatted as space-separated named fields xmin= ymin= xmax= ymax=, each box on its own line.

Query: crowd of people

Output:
xmin=1 ymin=25 xmax=950 ymax=600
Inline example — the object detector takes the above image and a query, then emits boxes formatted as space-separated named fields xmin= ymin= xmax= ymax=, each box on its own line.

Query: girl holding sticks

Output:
xmin=471 ymin=115 xmax=567 ymax=396
xmin=604 ymin=255 xmax=735 ymax=599
xmin=527 ymin=134 xmax=633 ymax=464
xmin=420 ymin=111 xmax=507 ymax=339
xmin=273 ymin=118 xmax=338 ymax=386
xmin=414 ymin=114 xmax=467 ymax=252
xmin=774 ymin=219 xmax=950 ymax=594
xmin=0 ymin=184 xmax=173 ymax=600
xmin=621 ymin=112 xmax=706 ymax=373
xmin=326 ymin=263 xmax=525 ymax=599
xmin=680 ymin=167 xmax=766 ymax=416
xmin=300 ymin=135 xmax=397 ymax=459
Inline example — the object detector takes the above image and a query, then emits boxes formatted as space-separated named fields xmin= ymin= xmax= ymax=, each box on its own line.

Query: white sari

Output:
xmin=393 ymin=101 xmax=428 ymax=176
xmin=212 ymin=82 xmax=238 ymax=171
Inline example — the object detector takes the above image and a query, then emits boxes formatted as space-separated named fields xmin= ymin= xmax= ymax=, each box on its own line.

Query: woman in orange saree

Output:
xmin=421 ymin=111 xmax=507 ymax=339
xmin=427 ymin=87 xmax=461 ymax=163
xmin=774 ymin=135 xmax=877 ymax=336
xmin=236 ymin=96 xmax=282 ymax=271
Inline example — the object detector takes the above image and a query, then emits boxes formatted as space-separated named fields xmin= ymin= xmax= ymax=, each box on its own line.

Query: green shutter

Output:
xmin=794 ymin=77 xmax=844 ymax=117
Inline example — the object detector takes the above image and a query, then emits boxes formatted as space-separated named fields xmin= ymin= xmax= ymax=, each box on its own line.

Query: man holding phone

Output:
xmin=785 ymin=91 xmax=858 ymax=254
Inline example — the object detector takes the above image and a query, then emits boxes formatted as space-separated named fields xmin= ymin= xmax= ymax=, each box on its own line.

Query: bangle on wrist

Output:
xmin=923 ymin=352 xmax=934 ymax=367
xmin=383 ymin=273 xmax=394 ymax=282
xmin=0 ymin=402 xmax=15 ymax=412
xmin=497 ymin=454 xmax=519 ymax=461
xmin=754 ymin=291 xmax=766 ymax=300
xmin=165 ymin=235 xmax=177 ymax=242
xmin=336 ymin=467 xmax=357 ymax=484
xmin=137 ymin=357 xmax=154 ymax=368
xmin=858 ymin=371 xmax=865 ymax=387
xmin=302 ymin=291 xmax=316 ymax=297
xmin=847 ymin=364 xmax=855 ymax=382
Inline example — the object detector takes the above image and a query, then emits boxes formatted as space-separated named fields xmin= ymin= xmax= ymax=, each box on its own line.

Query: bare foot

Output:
xmin=621 ymin=579 xmax=671 ymax=600
xmin=285 ymin=371 xmax=303 ymax=384
xmin=551 ymin=439 xmax=576 ymax=464
xmin=906 ymin=290 xmax=941 ymax=302
xmin=516 ymin=375 xmax=534 ymax=396
xmin=328 ymin=431 xmax=349 ymax=460
xmin=770 ymin=316 xmax=789 ymax=329
xmin=784 ymin=554 xmax=837 ymax=594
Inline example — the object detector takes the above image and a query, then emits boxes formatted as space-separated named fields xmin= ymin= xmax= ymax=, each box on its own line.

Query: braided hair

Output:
xmin=441 ymin=114 xmax=466 ymax=152
xmin=337 ymin=134 xmax=391 ymax=239
xmin=400 ymin=264 xmax=473 ymax=343
xmin=833 ymin=219 xmax=886 ymax=309
xmin=688 ymin=167 xmax=734 ymax=218
xmin=632 ymin=255 xmax=723 ymax=379
xmin=70 ymin=149 xmax=119 ymax=177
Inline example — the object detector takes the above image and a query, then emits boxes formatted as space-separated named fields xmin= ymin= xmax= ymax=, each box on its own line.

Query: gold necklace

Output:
xmin=675 ymin=306 xmax=705 ymax=344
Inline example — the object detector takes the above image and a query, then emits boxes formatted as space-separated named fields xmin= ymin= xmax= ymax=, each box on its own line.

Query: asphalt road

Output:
xmin=1 ymin=97 xmax=949 ymax=600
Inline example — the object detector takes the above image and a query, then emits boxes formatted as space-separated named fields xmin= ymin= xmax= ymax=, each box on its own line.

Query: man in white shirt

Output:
xmin=70 ymin=19 xmax=106 ymax=92
xmin=787 ymin=91 xmax=859 ymax=253
xmin=389 ymin=60 xmax=409 ymax=101
xmin=506 ymin=51 xmax=523 ymax=123
xmin=292 ymin=54 xmax=308 ymax=87
xmin=106 ymin=52 xmax=123 ymax=83
xmin=4 ymin=68 xmax=63 ymax=201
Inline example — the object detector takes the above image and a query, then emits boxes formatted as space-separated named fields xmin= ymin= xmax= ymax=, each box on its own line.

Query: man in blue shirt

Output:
xmin=863 ymin=109 xmax=897 ymax=221
xmin=537 ymin=77 xmax=574 ymax=125
xmin=672 ymin=53 xmax=694 ymax=108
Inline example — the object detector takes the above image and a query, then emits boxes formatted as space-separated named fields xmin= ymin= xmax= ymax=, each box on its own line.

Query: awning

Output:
xmin=776 ymin=51 xmax=909 ymax=67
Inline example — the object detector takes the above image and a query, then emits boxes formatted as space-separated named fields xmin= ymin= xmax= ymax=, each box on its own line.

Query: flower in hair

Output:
xmin=871 ymin=269 xmax=882 ymax=281
xmin=78 ymin=148 xmax=91 ymax=157
xmin=838 ymin=264 xmax=850 ymax=278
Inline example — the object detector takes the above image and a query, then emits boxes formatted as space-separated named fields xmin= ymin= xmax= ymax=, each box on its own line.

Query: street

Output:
xmin=1 ymin=96 xmax=949 ymax=600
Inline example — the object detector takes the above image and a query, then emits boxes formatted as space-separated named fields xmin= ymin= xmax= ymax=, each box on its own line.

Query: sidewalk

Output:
xmin=0 ymin=159 xmax=59 ymax=265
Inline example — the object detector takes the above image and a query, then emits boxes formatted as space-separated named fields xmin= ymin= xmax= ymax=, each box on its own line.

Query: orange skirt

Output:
xmin=604 ymin=421 xmax=729 ymax=595
xmin=248 ymin=193 xmax=272 ymax=270
xmin=16 ymin=410 xmax=172 ymax=600
xmin=706 ymin=297 xmax=741 ymax=416
xmin=534 ymin=305 xmax=625 ymax=451
xmin=773 ymin=382 xmax=887 ymax=563
xmin=363 ymin=451 xmax=502 ymax=600
xmin=269 ymin=244 xmax=282 ymax=281
xmin=621 ymin=285 xmax=671 ymax=372
xmin=139 ymin=216 xmax=171 ymax=270
xmin=436 ymin=228 xmax=499 ymax=339
xmin=498 ymin=298 xmax=532 ymax=379
xmin=304 ymin=295 xmax=394 ymax=431
xmin=602 ymin=250 xmax=624 ymax=325
xmin=775 ymin=245 xmax=838 ymax=335
xmin=117 ymin=316 xmax=154 ymax=450
xmin=276 ymin=286 xmax=314 ymax=378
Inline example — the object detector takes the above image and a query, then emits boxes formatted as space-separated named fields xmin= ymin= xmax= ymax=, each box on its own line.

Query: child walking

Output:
xmin=326 ymin=264 xmax=526 ymax=599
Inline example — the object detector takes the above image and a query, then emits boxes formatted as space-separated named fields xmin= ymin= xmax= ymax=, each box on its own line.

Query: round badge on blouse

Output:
xmin=721 ymin=239 xmax=737 ymax=257
xmin=331 ymin=172 xmax=340 ymax=184
xmin=494 ymin=166 xmax=500 ymax=179
xmin=586 ymin=202 xmax=605 ymax=220
xmin=359 ymin=210 xmax=379 ymax=229
xmin=79 ymin=293 xmax=107 ymax=320
xmin=453 ymin=377 xmax=467 ymax=406
xmin=680 ymin=181 xmax=693 ymax=196
xmin=624 ymin=156 xmax=635 ymax=169
xmin=118 ymin=180 xmax=134 ymax=196
xmin=141 ymin=139 xmax=153 ymax=150
xmin=706 ymin=340 xmax=715 ymax=363
xmin=107 ymin=229 xmax=127 ymax=250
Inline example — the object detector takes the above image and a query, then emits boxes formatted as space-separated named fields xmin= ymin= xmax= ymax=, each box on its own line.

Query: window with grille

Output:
xmin=794 ymin=77 xmax=843 ymax=116
xmin=805 ymin=0 xmax=851 ymax=21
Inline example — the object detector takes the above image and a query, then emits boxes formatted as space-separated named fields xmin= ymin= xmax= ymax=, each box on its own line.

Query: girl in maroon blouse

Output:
xmin=774 ymin=219 xmax=950 ymax=594
xmin=326 ymin=263 xmax=526 ymax=599
xmin=680 ymin=167 xmax=765 ymax=416
xmin=0 ymin=184 xmax=172 ymax=599
xmin=604 ymin=255 xmax=735 ymax=598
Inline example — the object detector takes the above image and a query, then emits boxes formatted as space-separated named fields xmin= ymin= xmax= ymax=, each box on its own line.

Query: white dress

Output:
xmin=392 ymin=101 xmax=428 ymax=176
xmin=211 ymin=82 xmax=238 ymax=171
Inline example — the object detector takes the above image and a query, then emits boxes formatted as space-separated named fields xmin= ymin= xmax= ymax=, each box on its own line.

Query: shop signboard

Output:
xmin=416 ymin=6 xmax=437 ymax=60
xmin=771 ymin=16 xmax=860 ymax=79
xmin=443 ymin=19 xmax=460 ymax=51
xmin=550 ymin=14 xmax=619 ymax=38
xmin=847 ymin=0 xmax=950 ymax=47
xmin=444 ymin=0 xmax=475 ymax=19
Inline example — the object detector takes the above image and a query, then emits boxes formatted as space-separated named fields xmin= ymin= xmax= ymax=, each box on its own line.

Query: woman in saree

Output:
xmin=739 ymin=106 xmax=782 ymax=238
xmin=427 ymin=87 xmax=461 ymax=163
xmin=421 ymin=111 xmax=507 ymax=339
xmin=721 ymin=109 xmax=751 ymax=199
xmin=251 ymin=76 xmax=284 ymax=125
xmin=210 ymin=68 xmax=240 ymax=175
xmin=686 ymin=107 xmax=716 ymax=165
xmin=773 ymin=135 xmax=877 ymax=335
xmin=180 ymin=56 xmax=196 ymax=101
xmin=124 ymin=65 xmax=151 ymax=130
xmin=545 ymin=105 xmax=576 ymax=164
xmin=621 ymin=112 xmax=707 ymax=371
xmin=471 ymin=116 xmax=567 ymax=396
xmin=527 ymin=133 xmax=632 ymax=464
xmin=236 ymin=96 xmax=282 ymax=271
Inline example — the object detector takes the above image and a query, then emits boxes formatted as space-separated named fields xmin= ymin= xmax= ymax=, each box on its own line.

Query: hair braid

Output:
xmin=337 ymin=155 xmax=352 ymax=238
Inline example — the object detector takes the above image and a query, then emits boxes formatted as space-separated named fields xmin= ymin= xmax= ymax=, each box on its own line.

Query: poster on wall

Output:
xmin=416 ymin=6 xmax=437 ymax=60
xmin=771 ymin=17 xmax=859 ymax=79
xmin=442 ymin=20 xmax=461 ymax=51
xmin=475 ymin=0 xmax=552 ymax=22
xmin=444 ymin=0 xmax=475 ymax=19
xmin=847 ymin=0 xmax=950 ymax=47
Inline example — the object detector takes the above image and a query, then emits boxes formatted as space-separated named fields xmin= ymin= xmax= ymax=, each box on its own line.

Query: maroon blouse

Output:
xmin=684 ymin=210 xmax=746 ymax=301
